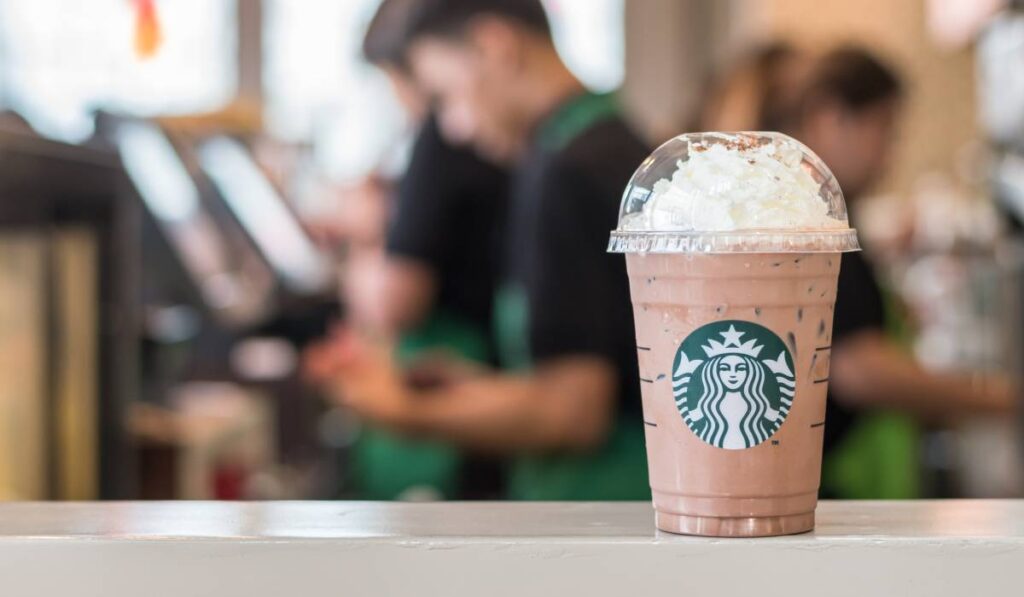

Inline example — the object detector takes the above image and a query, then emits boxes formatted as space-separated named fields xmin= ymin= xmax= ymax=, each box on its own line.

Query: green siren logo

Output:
xmin=673 ymin=321 xmax=795 ymax=450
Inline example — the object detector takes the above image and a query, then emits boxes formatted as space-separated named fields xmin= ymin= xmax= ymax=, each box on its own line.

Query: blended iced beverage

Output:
xmin=608 ymin=132 xmax=860 ymax=537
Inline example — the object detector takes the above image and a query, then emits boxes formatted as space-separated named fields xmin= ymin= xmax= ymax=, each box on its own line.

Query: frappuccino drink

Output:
xmin=609 ymin=132 xmax=859 ymax=537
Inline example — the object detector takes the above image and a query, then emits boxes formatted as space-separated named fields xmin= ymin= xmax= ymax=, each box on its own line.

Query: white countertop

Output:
xmin=1 ymin=501 xmax=1022 ymax=596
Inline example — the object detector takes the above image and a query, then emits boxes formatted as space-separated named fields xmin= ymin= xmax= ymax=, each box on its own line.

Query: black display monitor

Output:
xmin=196 ymin=136 xmax=331 ymax=295
xmin=117 ymin=121 xmax=276 ymax=328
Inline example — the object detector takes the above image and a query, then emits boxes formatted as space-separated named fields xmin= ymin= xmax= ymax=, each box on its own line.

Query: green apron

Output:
xmin=350 ymin=310 xmax=489 ymax=500
xmin=820 ymin=413 xmax=919 ymax=499
xmin=495 ymin=93 xmax=651 ymax=501
xmin=820 ymin=286 xmax=920 ymax=499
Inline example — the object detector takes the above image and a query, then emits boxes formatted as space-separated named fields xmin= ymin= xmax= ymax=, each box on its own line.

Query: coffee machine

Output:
xmin=106 ymin=117 xmax=339 ymax=499
xmin=977 ymin=3 xmax=1024 ymax=488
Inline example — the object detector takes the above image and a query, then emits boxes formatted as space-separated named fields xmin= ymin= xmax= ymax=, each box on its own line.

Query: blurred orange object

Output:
xmin=133 ymin=0 xmax=162 ymax=59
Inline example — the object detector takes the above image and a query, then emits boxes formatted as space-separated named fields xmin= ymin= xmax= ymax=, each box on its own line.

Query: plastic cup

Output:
xmin=608 ymin=132 xmax=860 ymax=537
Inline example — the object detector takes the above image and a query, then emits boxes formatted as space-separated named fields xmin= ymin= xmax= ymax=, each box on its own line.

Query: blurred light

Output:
xmin=132 ymin=0 xmax=163 ymax=59
xmin=262 ymin=0 xmax=406 ymax=183
xmin=198 ymin=136 xmax=331 ymax=293
xmin=543 ymin=0 xmax=626 ymax=92
xmin=146 ymin=304 xmax=202 ymax=344
xmin=230 ymin=337 xmax=299 ymax=382
xmin=926 ymin=0 xmax=1006 ymax=49
xmin=261 ymin=0 xmax=388 ymax=141
xmin=0 ymin=0 xmax=236 ymax=142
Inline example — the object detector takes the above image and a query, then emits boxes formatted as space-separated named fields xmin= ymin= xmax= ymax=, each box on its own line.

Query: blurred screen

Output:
xmin=119 ymin=122 xmax=204 ymax=225
xmin=198 ymin=136 xmax=331 ymax=294
xmin=118 ymin=121 xmax=272 ymax=325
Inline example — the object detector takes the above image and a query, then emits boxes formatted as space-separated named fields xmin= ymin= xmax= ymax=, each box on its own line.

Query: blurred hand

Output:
xmin=830 ymin=330 xmax=1018 ymax=420
xmin=306 ymin=326 xmax=413 ymax=429
xmin=305 ymin=328 xmax=487 ymax=391
xmin=302 ymin=328 xmax=346 ymax=385
xmin=405 ymin=352 xmax=488 ymax=390
xmin=340 ymin=247 xmax=391 ymax=334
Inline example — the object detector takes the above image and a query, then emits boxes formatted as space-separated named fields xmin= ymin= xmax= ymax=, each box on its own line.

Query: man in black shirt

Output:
xmin=317 ymin=0 xmax=508 ymax=500
xmin=387 ymin=116 xmax=506 ymax=351
xmin=356 ymin=0 xmax=507 ymax=350
xmin=328 ymin=0 xmax=650 ymax=499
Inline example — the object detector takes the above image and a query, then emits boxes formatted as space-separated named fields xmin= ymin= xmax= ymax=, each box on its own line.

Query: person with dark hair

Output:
xmin=308 ymin=0 xmax=509 ymax=500
xmin=325 ymin=0 xmax=651 ymax=500
xmin=356 ymin=0 xmax=507 ymax=345
xmin=780 ymin=47 xmax=1014 ymax=497
xmin=788 ymin=47 xmax=905 ymax=201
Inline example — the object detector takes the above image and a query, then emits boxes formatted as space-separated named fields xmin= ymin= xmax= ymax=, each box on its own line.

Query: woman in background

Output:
xmin=703 ymin=45 xmax=1016 ymax=498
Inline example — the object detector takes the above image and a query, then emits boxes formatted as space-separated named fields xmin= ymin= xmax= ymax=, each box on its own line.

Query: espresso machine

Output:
xmin=977 ymin=2 xmax=1024 ymax=490
xmin=103 ymin=117 xmax=339 ymax=499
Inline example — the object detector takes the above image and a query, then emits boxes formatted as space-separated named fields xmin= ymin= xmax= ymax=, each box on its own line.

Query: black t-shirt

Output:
xmin=381 ymin=117 xmax=508 ymax=500
xmin=503 ymin=95 xmax=649 ymax=416
xmin=386 ymin=116 xmax=507 ymax=334
xmin=823 ymin=249 xmax=887 ymax=455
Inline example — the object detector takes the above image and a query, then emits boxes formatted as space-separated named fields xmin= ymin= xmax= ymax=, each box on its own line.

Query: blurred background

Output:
xmin=1 ymin=0 xmax=1023 ymax=502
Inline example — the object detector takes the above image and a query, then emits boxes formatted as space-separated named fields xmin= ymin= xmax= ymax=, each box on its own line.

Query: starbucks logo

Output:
xmin=673 ymin=321 xmax=795 ymax=450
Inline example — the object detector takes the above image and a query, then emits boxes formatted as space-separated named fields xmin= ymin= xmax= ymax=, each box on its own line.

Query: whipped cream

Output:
xmin=620 ymin=139 xmax=847 ymax=232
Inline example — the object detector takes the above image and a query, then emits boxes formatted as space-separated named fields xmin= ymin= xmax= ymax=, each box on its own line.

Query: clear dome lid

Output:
xmin=608 ymin=132 xmax=860 ymax=254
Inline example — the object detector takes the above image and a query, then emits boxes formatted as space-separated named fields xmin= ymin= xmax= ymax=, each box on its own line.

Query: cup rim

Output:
xmin=607 ymin=228 xmax=861 ymax=254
